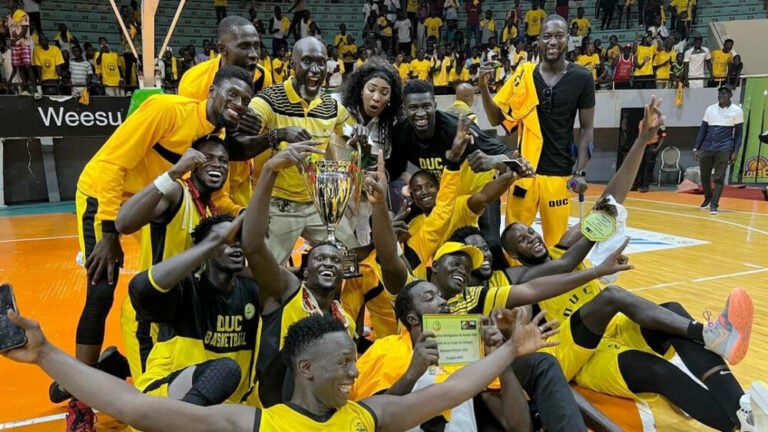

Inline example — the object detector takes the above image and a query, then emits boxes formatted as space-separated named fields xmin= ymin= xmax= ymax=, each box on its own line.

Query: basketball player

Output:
xmin=479 ymin=14 xmax=595 ymax=248
xmin=3 ymin=309 xmax=555 ymax=431
xmin=60 ymin=66 xmax=253 ymax=425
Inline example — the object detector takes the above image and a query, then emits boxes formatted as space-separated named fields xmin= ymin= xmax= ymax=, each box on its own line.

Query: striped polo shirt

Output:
xmin=249 ymin=79 xmax=354 ymax=202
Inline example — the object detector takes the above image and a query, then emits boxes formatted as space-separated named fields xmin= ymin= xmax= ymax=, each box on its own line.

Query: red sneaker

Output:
xmin=66 ymin=400 xmax=95 ymax=432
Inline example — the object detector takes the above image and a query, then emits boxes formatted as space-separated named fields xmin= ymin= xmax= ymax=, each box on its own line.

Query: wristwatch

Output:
xmin=573 ymin=170 xmax=587 ymax=177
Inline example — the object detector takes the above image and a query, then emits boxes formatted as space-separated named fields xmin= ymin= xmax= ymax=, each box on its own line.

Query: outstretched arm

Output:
xmin=241 ymin=142 xmax=323 ymax=302
xmin=505 ymin=236 xmax=595 ymax=284
xmin=366 ymin=151 xmax=411 ymax=294
xmin=505 ymin=239 xmax=633 ymax=308
xmin=4 ymin=312 xmax=255 ymax=432
xmin=365 ymin=309 xmax=559 ymax=432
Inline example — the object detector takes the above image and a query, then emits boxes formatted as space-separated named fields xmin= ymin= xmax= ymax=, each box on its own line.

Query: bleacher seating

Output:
xmin=39 ymin=0 xmax=766 ymax=57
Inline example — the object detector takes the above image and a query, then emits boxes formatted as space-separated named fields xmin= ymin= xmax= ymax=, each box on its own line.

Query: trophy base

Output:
xmin=342 ymin=252 xmax=362 ymax=279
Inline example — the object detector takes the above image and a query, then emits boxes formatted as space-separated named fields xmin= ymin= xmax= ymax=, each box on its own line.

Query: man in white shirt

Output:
xmin=684 ymin=35 xmax=711 ymax=88
xmin=394 ymin=10 xmax=413 ymax=56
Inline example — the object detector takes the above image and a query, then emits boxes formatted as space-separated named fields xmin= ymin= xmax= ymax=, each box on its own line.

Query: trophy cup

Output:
xmin=303 ymin=159 xmax=362 ymax=278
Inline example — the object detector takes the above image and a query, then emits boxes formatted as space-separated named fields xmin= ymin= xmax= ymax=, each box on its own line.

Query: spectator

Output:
xmin=378 ymin=10 xmax=393 ymax=54
xmin=308 ymin=19 xmax=322 ymax=41
xmin=647 ymin=15 xmax=668 ymax=42
xmin=179 ymin=47 xmax=195 ymax=77
xmin=443 ymin=0 xmax=458 ymax=29
xmin=448 ymin=53 xmax=469 ymax=84
xmin=445 ymin=81 xmax=478 ymax=121
xmin=612 ymin=43 xmax=634 ymax=89
xmin=670 ymin=0 xmax=691 ymax=41
xmin=654 ymin=39 xmax=674 ymax=88
xmin=394 ymin=11 xmax=412 ymax=57
xmin=595 ymin=61 xmax=612 ymax=88
xmin=195 ymin=39 xmax=213 ymax=63
xmin=633 ymin=120 xmax=667 ymax=192
xmin=430 ymin=47 xmax=453 ymax=93
xmin=271 ymin=46 xmax=290 ymax=84
xmin=605 ymin=35 xmax=620 ymax=68
xmin=684 ymin=35 xmax=711 ymax=89
xmin=269 ymin=6 xmax=290 ymax=57
xmin=493 ymin=57 xmax=513 ymax=90
xmin=424 ymin=9 xmax=443 ymax=45
xmin=83 ymin=42 xmax=95 ymax=63
xmin=501 ymin=15 xmax=518 ymax=47
xmin=670 ymin=51 xmax=687 ymax=87
xmin=634 ymin=34 xmax=655 ymax=88
xmin=576 ymin=43 xmax=600 ymax=81
xmin=59 ymin=49 xmax=71 ymax=94
xmin=258 ymin=42 xmax=272 ymax=81
xmin=555 ymin=0 xmax=569 ymax=20
xmin=406 ymin=0 xmax=419 ymax=39
xmin=248 ymin=8 xmax=265 ymax=35
xmin=95 ymin=42 xmax=123 ymax=96
xmin=6 ymin=0 xmax=37 ymax=97
xmin=483 ymin=36 xmax=501 ymax=63
xmin=710 ymin=38 xmax=734 ymax=87
xmin=571 ymin=7 xmax=592 ymax=37
xmin=726 ymin=54 xmax=742 ymax=88
xmin=32 ymin=34 xmax=65 ymax=95
xmin=619 ymin=0 xmax=635 ymax=29
xmin=567 ymin=22 xmax=583 ymax=57
xmin=465 ymin=0 xmax=481 ymax=49
xmin=340 ymin=34 xmax=357 ymax=76
xmin=213 ymin=0 xmax=227 ymax=24
xmin=382 ymin=0 xmax=400 ymax=23
xmin=409 ymin=48 xmax=430 ymax=80
xmin=325 ymin=45 xmax=343 ymax=87
xmin=54 ymin=23 xmax=79 ymax=53
xmin=355 ymin=47 xmax=369 ymax=71
xmin=335 ymin=24 xmax=349 ymax=52
xmin=510 ymin=39 xmax=528 ymax=69
xmin=416 ymin=0 xmax=430 ymax=50
xmin=524 ymin=0 xmax=547 ymax=45
xmin=393 ymin=51 xmax=410 ymax=82
xmin=363 ymin=0 xmax=379 ymax=24
xmin=601 ymin=0 xmax=618 ymax=29
xmin=157 ymin=48 xmax=178 ymax=92
xmin=480 ymin=10 xmax=497 ymax=46
xmin=693 ymin=86 xmax=744 ymax=215
xmin=69 ymin=45 xmax=93 ymax=98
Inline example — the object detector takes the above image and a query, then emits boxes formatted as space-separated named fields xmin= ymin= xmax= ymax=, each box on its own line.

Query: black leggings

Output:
xmin=619 ymin=302 xmax=742 ymax=431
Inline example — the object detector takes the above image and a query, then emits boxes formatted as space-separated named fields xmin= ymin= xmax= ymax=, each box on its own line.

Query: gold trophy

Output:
xmin=303 ymin=159 xmax=362 ymax=278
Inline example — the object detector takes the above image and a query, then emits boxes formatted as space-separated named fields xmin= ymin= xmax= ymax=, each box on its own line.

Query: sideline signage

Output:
xmin=0 ymin=95 xmax=130 ymax=137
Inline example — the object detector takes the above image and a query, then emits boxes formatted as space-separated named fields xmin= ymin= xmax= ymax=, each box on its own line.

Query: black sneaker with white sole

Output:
xmin=710 ymin=206 xmax=719 ymax=215
xmin=700 ymin=198 xmax=711 ymax=209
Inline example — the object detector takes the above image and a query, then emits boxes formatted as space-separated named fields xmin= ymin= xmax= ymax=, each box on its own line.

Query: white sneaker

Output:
xmin=737 ymin=394 xmax=755 ymax=431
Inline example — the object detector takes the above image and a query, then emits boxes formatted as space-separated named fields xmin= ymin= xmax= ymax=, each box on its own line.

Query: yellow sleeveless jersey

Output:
xmin=258 ymin=401 xmax=377 ymax=431
xmin=249 ymin=285 xmax=356 ymax=407
xmin=537 ymin=246 xmax=601 ymax=323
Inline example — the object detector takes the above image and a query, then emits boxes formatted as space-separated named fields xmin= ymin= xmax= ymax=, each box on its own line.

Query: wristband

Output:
xmin=101 ymin=220 xmax=118 ymax=234
xmin=593 ymin=266 xmax=599 ymax=279
xmin=269 ymin=129 xmax=279 ymax=150
xmin=153 ymin=172 xmax=176 ymax=195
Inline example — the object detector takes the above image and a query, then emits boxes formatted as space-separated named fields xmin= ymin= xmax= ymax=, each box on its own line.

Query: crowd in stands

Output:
xmin=0 ymin=0 xmax=747 ymax=97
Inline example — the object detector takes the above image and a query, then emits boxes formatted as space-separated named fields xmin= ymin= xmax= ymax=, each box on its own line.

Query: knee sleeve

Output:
xmin=75 ymin=277 xmax=118 ymax=345
xmin=181 ymin=358 xmax=242 ymax=406
xmin=570 ymin=309 xmax=602 ymax=349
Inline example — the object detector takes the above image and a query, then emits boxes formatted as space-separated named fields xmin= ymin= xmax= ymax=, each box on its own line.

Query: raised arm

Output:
xmin=241 ymin=143 xmax=322 ymax=302
xmin=366 ymin=151 xmax=410 ymax=294
xmin=479 ymin=68 xmax=506 ymax=127
xmin=5 ymin=312 xmax=255 ymax=432
xmin=505 ymin=236 xmax=595 ymax=284
xmin=505 ymin=239 xmax=632 ymax=308
xmin=116 ymin=148 xmax=206 ymax=234
xmin=365 ymin=308 xmax=558 ymax=432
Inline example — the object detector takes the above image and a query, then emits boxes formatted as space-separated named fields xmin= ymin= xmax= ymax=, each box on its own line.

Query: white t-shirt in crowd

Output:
xmin=326 ymin=58 xmax=342 ymax=87
xmin=568 ymin=35 xmax=583 ymax=53
xmin=394 ymin=19 xmax=412 ymax=43
xmin=684 ymin=46 xmax=711 ymax=77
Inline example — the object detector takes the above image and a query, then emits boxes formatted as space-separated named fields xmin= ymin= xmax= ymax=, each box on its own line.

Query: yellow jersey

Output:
xmin=524 ymin=9 xmax=547 ymax=36
xmin=431 ymin=56 xmax=453 ymax=86
xmin=248 ymin=79 xmax=354 ymax=202
xmin=502 ymin=26 xmax=518 ymax=44
xmin=258 ymin=401 xmax=377 ymax=431
xmin=710 ymin=49 xmax=733 ymax=79
xmin=77 ymin=96 xmax=218 ymax=223
xmin=425 ymin=17 xmax=443 ymax=38
xmin=536 ymin=246 xmax=601 ymax=323
xmin=271 ymin=58 xmax=287 ymax=84
xmin=98 ymin=51 xmax=122 ymax=86
xmin=634 ymin=45 xmax=655 ymax=76
xmin=571 ymin=17 xmax=591 ymax=37
xmin=654 ymin=49 xmax=674 ymax=80
xmin=409 ymin=58 xmax=431 ymax=80
xmin=32 ymin=45 xmax=65 ymax=81
xmin=395 ymin=62 xmax=410 ymax=81
xmin=576 ymin=53 xmax=601 ymax=80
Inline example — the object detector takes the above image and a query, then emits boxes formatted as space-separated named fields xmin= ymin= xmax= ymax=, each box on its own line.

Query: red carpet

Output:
xmin=677 ymin=180 xmax=768 ymax=201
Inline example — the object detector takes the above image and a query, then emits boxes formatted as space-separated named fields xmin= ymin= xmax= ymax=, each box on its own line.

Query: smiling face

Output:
xmin=305 ymin=244 xmax=344 ymax=292
xmin=501 ymin=223 xmax=549 ymax=265
xmin=431 ymin=253 xmax=472 ymax=297
xmin=302 ymin=331 xmax=358 ymax=409
xmin=409 ymin=172 xmax=439 ymax=213
xmin=220 ymin=25 xmax=261 ymax=72
xmin=191 ymin=141 xmax=229 ymax=192
xmin=208 ymin=222 xmax=245 ymax=273
xmin=404 ymin=92 xmax=436 ymax=137
xmin=362 ymin=76 xmax=392 ymax=119
xmin=208 ymin=77 xmax=253 ymax=129
xmin=540 ymin=19 xmax=569 ymax=64
xmin=293 ymin=38 xmax=328 ymax=102
xmin=463 ymin=234 xmax=493 ymax=281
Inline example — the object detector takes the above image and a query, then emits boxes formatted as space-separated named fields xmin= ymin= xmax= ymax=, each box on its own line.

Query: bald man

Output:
xmin=444 ymin=82 xmax=478 ymax=124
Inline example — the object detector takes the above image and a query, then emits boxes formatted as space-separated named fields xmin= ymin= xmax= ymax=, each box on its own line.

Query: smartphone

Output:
xmin=502 ymin=158 xmax=528 ymax=176
xmin=0 ymin=283 xmax=27 ymax=352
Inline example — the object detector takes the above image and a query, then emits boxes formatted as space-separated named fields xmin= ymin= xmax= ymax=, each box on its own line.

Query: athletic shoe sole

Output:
xmin=725 ymin=288 xmax=753 ymax=365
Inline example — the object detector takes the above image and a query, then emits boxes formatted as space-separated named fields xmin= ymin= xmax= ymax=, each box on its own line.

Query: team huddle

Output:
xmin=2 ymin=13 xmax=756 ymax=432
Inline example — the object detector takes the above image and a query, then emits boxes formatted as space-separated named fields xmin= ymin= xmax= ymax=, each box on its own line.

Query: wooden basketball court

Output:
xmin=0 ymin=187 xmax=766 ymax=431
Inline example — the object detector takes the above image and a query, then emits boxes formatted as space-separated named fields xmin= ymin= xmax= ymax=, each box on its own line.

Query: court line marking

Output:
xmin=625 ymin=196 xmax=768 ymax=217
xmin=744 ymin=263 xmax=764 ymax=269
xmin=0 ymin=235 xmax=78 ymax=244
xmin=0 ymin=413 xmax=66 ymax=429
xmin=629 ymin=267 xmax=768 ymax=292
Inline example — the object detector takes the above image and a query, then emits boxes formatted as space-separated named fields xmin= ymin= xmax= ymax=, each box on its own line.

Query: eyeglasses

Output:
xmin=540 ymin=87 xmax=553 ymax=113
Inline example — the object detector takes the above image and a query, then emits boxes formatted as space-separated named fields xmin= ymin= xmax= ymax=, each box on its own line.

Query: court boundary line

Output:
xmin=0 ymin=235 xmax=78 ymax=244
xmin=0 ymin=413 xmax=66 ymax=430
xmin=627 ymin=196 xmax=768 ymax=217
xmin=629 ymin=267 xmax=768 ymax=292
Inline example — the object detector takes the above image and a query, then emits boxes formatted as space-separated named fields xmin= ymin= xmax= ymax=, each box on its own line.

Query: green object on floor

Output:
xmin=126 ymin=88 xmax=164 ymax=117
